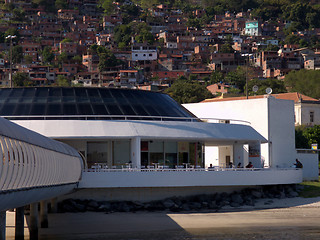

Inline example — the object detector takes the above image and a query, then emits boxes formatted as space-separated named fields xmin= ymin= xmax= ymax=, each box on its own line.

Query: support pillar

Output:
xmin=0 ymin=211 xmax=6 ymax=240
xmin=233 ymin=143 xmax=244 ymax=168
xmin=50 ymin=198 xmax=58 ymax=213
xmin=29 ymin=203 xmax=38 ymax=240
xmin=40 ymin=201 xmax=48 ymax=228
xmin=15 ymin=207 xmax=24 ymax=240
xmin=131 ymin=137 xmax=141 ymax=168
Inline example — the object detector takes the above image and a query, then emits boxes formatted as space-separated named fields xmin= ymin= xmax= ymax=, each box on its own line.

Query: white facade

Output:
xmin=295 ymin=102 xmax=320 ymax=126
xmin=245 ymin=21 xmax=261 ymax=36
xmin=132 ymin=46 xmax=157 ymax=61
xmin=184 ymin=96 xmax=296 ymax=169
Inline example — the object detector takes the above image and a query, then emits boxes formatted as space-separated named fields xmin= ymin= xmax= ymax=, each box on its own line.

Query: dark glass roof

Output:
xmin=0 ymin=87 xmax=196 ymax=121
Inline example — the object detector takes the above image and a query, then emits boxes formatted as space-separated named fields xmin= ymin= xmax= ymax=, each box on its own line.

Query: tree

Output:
xmin=12 ymin=45 xmax=23 ymax=64
xmin=55 ymin=0 xmax=68 ymax=10
xmin=285 ymin=69 xmax=320 ymax=99
xmin=41 ymin=46 xmax=54 ymax=64
xmin=98 ymin=52 xmax=119 ymax=71
xmin=114 ymin=24 xmax=132 ymax=48
xmin=296 ymin=125 xmax=320 ymax=149
xmin=247 ymin=78 xmax=287 ymax=96
xmin=219 ymin=43 xmax=234 ymax=53
xmin=24 ymin=55 xmax=33 ymax=64
xmin=12 ymin=8 xmax=27 ymax=22
xmin=72 ymin=55 xmax=82 ymax=64
xmin=164 ymin=77 xmax=213 ymax=104
xmin=61 ymin=38 xmax=73 ymax=43
xmin=303 ymin=125 xmax=320 ymax=148
xmin=225 ymin=66 xmax=246 ymax=92
xmin=55 ymin=75 xmax=71 ymax=86
xmin=58 ymin=51 xmax=68 ymax=64
xmin=99 ymin=0 xmax=115 ymax=14
xmin=210 ymin=70 xmax=224 ymax=84
xmin=13 ymin=72 xmax=34 ymax=87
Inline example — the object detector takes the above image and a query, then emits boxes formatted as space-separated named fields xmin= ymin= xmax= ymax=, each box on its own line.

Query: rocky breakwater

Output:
xmin=58 ymin=184 xmax=302 ymax=213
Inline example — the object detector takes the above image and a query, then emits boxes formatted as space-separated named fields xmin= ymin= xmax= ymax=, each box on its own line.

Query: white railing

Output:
xmin=3 ymin=115 xmax=251 ymax=125
xmin=85 ymin=166 xmax=296 ymax=173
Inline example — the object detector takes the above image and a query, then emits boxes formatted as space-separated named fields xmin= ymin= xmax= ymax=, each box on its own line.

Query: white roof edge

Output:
xmin=13 ymin=120 xmax=267 ymax=144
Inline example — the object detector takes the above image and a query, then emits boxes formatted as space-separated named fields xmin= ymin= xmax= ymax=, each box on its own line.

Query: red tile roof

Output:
xmin=201 ymin=92 xmax=319 ymax=103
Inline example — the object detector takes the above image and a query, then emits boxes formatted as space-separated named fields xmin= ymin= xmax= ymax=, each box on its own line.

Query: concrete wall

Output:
xmin=184 ymin=96 xmax=295 ymax=169
xmin=297 ymin=151 xmax=319 ymax=181
xmin=269 ymin=97 xmax=296 ymax=168
xmin=79 ymin=169 xmax=302 ymax=188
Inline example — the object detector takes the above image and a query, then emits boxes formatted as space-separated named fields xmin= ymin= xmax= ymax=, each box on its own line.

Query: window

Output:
xmin=310 ymin=111 xmax=314 ymax=123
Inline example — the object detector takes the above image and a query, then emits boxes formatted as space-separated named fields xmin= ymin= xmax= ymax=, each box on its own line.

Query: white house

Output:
xmin=132 ymin=45 xmax=157 ymax=61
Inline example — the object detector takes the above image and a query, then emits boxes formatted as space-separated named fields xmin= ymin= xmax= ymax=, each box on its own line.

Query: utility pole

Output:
xmin=6 ymin=35 xmax=16 ymax=88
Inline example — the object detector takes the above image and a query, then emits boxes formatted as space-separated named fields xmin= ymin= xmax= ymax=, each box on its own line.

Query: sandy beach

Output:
xmin=6 ymin=196 xmax=320 ymax=240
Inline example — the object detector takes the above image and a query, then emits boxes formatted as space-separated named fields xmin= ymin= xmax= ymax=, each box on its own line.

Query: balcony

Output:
xmin=79 ymin=167 xmax=302 ymax=188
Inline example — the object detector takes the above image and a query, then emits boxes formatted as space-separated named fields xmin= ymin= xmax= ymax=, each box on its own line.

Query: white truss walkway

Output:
xmin=0 ymin=117 xmax=82 ymax=211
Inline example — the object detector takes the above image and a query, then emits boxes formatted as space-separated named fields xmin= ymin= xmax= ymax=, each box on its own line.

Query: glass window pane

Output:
xmin=0 ymin=104 xmax=15 ymax=115
xmin=47 ymin=104 xmax=62 ymax=115
xmin=14 ymin=104 xmax=31 ymax=115
xmin=36 ymin=88 xmax=48 ymax=97
xmin=92 ymin=104 xmax=108 ymax=115
xmin=119 ymin=104 xmax=135 ymax=115
xmin=22 ymin=88 xmax=35 ymax=97
xmin=87 ymin=142 xmax=109 ymax=168
xmin=113 ymin=141 xmax=130 ymax=166
xmin=107 ymin=104 xmax=122 ymax=115
xmin=63 ymin=104 xmax=78 ymax=115
xmin=49 ymin=88 xmax=61 ymax=97
xmin=62 ymin=88 xmax=74 ymax=96
xmin=78 ymin=104 xmax=93 ymax=115
xmin=30 ymin=104 xmax=46 ymax=115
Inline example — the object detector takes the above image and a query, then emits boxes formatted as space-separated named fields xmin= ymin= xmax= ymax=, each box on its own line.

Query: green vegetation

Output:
xmin=89 ymin=44 xmax=123 ymax=71
xmin=299 ymin=177 xmax=320 ymax=198
xmin=114 ymin=22 xmax=155 ymax=48
xmin=13 ymin=72 xmax=34 ymax=87
xmin=285 ymin=69 xmax=320 ymax=99
xmin=165 ymin=76 xmax=213 ymax=104
xmin=296 ymin=125 xmax=320 ymax=149
xmin=41 ymin=46 xmax=55 ymax=65
xmin=247 ymin=78 xmax=287 ymax=96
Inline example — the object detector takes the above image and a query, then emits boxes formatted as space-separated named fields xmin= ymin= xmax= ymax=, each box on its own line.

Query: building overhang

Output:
xmin=13 ymin=120 xmax=267 ymax=144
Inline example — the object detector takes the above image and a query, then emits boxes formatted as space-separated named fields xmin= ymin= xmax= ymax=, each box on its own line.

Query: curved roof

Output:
xmin=0 ymin=87 xmax=194 ymax=120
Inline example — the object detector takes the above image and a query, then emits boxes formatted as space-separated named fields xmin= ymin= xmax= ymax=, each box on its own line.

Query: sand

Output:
xmin=6 ymin=196 xmax=320 ymax=240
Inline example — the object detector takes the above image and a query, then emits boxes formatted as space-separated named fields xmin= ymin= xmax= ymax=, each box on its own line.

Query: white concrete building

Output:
xmin=184 ymin=95 xmax=295 ymax=169
xmin=0 ymin=87 xmax=304 ymax=201
xmin=184 ymin=94 xmax=319 ymax=181
xmin=132 ymin=45 xmax=157 ymax=61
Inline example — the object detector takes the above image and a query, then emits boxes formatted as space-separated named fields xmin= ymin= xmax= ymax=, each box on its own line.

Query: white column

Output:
xmin=131 ymin=137 xmax=141 ymax=168
xmin=233 ymin=142 xmax=244 ymax=168
xmin=248 ymin=141 xmax=262 ymax=168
